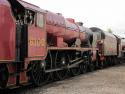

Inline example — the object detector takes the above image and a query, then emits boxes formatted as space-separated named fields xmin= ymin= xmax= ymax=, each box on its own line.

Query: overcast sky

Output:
xmin=24 ymin=0 xmax=125 ymax=37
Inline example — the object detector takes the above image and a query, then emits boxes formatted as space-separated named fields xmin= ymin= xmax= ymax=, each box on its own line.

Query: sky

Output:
xmin=24 ymin=0 xmax=125 ymax=38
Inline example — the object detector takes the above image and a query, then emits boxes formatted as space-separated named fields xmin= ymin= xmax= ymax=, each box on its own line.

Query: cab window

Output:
xmin=36 ymin=13 xmax=44 ymax=28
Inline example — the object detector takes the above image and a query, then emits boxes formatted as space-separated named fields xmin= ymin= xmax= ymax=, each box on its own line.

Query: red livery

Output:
xmin=0 ymin=0 xmax=124 ymax=89
xmin=0 ymin=0 xmax=15 ymax=61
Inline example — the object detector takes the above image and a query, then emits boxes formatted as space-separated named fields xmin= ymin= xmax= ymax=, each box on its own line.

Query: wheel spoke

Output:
xmin=55 ymin=51 xmax=69 ymax=80
xmin=29 ymin=62 xmax=51 ymax=86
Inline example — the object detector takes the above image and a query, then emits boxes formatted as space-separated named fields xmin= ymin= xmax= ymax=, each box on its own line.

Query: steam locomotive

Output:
xmin=0 ymin=0 xmax=125 ymax=89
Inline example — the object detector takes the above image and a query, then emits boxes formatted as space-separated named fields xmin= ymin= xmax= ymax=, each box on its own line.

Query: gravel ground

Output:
xmin=3 ymin=63 xmax=125 ymax=94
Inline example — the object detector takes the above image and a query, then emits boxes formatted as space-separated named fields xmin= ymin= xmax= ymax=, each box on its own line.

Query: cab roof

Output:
xmin=17 ymin=0 xmax=45 ymax=13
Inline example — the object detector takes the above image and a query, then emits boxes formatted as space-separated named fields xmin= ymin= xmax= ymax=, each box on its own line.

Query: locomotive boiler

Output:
xmin=46 ymin=11 xmax=88 ymax=47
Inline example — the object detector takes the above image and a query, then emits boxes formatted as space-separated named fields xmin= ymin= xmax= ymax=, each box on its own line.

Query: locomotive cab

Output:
xmin=121 ymin=38 xmax=125 ymax=57
xmin=8 ymin=0 xmax=47 ymax=61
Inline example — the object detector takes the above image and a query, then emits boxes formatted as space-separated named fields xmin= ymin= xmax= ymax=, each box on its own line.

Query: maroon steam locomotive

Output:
xmin=0 ymin=0 xmax=125 ymax=89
